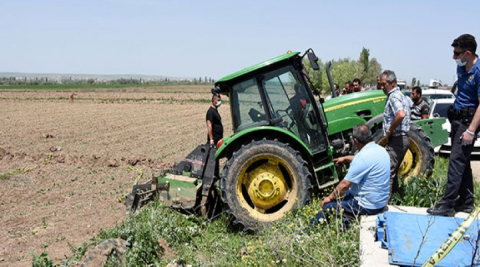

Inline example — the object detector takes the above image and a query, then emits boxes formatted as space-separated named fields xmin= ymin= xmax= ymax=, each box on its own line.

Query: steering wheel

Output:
xmin=275 ymin=107 xmax=296 ymax=130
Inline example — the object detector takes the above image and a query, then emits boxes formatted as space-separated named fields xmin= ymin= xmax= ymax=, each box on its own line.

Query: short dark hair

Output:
xmin=353 ymin=78 xmax=362 ymax=85
xmin=412 ymin=86 xmax=422 ymax=96
xmin=211 ymin=94 xmax=220 ymax=102
xmin=452 ymin=34 xmax=477 ymax=54
xmin=352 ymin=124 xmax=372 ymax=144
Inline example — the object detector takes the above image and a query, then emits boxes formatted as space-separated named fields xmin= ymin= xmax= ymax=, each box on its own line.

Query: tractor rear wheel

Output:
xmin=220 ymin=139 xmax=311 ymax=231
xmin=373 ymin=123 xmax=435 ymax=181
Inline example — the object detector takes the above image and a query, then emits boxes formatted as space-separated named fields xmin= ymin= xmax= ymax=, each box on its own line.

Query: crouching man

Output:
xmin=310 ymin=124 xmax=390 ymax=227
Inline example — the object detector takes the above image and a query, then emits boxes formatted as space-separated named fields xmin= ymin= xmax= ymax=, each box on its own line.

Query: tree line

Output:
xmin=305 ymin=47 xmax=422 ymax=96
xmin=2 ymin=48 xmax=425 ymax=91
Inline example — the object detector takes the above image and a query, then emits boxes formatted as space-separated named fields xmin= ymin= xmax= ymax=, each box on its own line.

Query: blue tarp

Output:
xmin=377 ymin=211 xmax=480 ymax=266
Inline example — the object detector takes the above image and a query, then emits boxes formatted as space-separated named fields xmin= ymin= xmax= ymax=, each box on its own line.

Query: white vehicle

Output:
xmin=422 ymin=89 xmax=455 ymax=106
xmin=397 ymin=79 xmax=407 ymax=91
xmin=430 ymin=98 xmax=480 ymax=155
xmin=404 ymin=88 xmax=455 ymax=105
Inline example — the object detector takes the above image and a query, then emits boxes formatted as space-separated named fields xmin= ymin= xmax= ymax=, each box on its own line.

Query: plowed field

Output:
xmin=0 ymin=85 xmax=231 ymax=266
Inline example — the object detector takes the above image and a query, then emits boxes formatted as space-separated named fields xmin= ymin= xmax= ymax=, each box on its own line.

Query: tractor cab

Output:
xmin=227 ymin=64 xmax=327 ymax=154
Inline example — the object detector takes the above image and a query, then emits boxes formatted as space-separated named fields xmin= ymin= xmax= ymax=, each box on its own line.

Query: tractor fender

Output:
xmin=411 ymin=117 xmax=448 ymax=148
xmin=327 ymin=117 xmax=368 ymax=136
xmin=365 ymin=114 xmax=384 ymax=133
xmin=215 ymin=126 xmax=312 ymax=160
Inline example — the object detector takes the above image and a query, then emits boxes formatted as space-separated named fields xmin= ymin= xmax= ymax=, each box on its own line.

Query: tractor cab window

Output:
xmin=262 ymin=66 xmax=326 ymax=153
xmin=231 ymin=78 xmax=269 ymax=132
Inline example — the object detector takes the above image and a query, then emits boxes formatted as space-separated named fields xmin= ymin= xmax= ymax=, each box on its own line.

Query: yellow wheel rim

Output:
xmin=235 ymin=154 xmax=297 ymax=222
xmin=402 ymin=139 xmax=422 ymax=182
xmin=398 ymin=149 xmax=413 ymax=177
xmin=378 ymin=136 xmax=422 ymax=182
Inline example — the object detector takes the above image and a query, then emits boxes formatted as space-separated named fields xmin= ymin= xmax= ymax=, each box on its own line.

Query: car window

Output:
xmin=429 ymin=94 xmax=455 ymax=100
xmin=423 ymin=94 xmax=454 ymax=106
xmin=431 ymin=102 xmax=451 ymax=118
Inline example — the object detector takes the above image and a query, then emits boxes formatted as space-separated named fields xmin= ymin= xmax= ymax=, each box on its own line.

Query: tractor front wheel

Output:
xmin=220 ymin=139 xmax=311 ymax=231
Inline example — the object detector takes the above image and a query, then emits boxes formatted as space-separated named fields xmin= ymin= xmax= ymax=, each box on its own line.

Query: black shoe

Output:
xmin=454 ymin=204 xmax=474 ymax=213
xmin=426 ymin=205 xmax=455 ymax=217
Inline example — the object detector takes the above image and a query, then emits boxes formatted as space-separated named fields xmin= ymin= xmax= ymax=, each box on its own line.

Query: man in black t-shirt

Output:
xmin=410 ymin=86 xmax=430 ymax=120
xmin=206 ymin=93 xmax=224 ymax=147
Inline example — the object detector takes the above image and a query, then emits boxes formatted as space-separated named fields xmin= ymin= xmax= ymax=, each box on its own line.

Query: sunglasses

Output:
xmin=453 ymin=50 xmax=466 ymax=56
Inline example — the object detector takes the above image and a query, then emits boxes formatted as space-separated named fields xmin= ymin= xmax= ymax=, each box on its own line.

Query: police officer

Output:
xmin=428 ymin=34 xmax=480 ymax=216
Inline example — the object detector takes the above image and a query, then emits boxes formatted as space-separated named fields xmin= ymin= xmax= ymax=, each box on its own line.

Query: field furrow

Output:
xmin=0 ymin=88 xmax=231 ymax=266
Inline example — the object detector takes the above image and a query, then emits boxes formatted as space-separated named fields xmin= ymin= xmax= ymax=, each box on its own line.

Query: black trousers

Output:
xmin=386 ymin=135 xmax=410 ymax=198
xmin=441 ymin=119 xmax=475 ymax=207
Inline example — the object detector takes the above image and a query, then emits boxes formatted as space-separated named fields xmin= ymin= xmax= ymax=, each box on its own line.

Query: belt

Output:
xmin=448 ymin=106 xmax=475 ymax=125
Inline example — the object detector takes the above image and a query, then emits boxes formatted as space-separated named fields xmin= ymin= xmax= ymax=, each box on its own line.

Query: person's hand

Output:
xmin=461 ymin=130 xmax=475 ymax=146
xmin=210 ymin=139 xmax=214 ymax=145
xmin=385 ymin=130 xmax=392 ymax=142
xmin=321 ymin=196 xmax=333 ymax=208
xmin=333 ymin=157 xmax=345 ymax=166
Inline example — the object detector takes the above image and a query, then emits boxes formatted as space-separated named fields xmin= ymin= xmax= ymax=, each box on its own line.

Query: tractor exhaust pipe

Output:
xmin=326 ymin=61 xmax=337 ymax=98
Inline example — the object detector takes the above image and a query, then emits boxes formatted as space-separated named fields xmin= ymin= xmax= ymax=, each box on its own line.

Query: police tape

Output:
xmin=422 ymin=206 xmax=480 ymax=267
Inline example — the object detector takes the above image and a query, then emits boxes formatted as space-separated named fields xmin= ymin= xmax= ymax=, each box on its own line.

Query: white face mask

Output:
xmin=215 ymin=101 xmax=222 ymax=107
xmin=455 ymin=54 xmax=467 ymax=67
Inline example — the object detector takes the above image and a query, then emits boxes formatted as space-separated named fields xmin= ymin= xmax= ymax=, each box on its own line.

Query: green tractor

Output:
xmin=125 ymin=49 xmax=448 ymax=231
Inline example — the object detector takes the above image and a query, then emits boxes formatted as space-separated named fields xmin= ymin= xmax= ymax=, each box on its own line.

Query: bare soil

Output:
xmin=0 ymin=88 xmax=231 ymax=266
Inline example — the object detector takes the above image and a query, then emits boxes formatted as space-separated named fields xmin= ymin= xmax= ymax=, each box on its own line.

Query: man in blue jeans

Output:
xmin=310 ymin=124 xmax=390 ymax=227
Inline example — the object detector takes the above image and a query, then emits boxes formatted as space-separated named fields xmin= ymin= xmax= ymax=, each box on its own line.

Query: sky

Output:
xmin=1 ymin=0 xmax=480 ymax=86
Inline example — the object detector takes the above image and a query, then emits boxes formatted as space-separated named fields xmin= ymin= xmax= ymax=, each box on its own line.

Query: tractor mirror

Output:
xmin=307 ymin=51 xmax=320 ymax=70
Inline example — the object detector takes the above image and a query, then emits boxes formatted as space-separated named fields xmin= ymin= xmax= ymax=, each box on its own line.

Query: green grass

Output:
xmin=390 ymin=156 xmax=449 ymax=207
xmin=58 ymin=198 xmax=360 ymax=266
xmin=32 ymin=252 xmax=54 ymax=267
xmin=34 ymin=156 xmax=480 ymax=266
xmin=392 ymin=156 xmax=480 ymax=207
